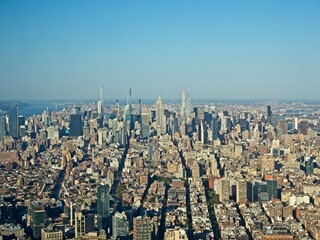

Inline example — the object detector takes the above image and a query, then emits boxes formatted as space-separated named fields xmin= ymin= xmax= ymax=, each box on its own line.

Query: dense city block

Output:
xmin=1 ymin=90 xmax=320 ymax=239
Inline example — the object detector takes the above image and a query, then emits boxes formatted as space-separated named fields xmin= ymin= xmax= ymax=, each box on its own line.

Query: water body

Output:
xmin=19 ymin=100 xmax=58 ymax=117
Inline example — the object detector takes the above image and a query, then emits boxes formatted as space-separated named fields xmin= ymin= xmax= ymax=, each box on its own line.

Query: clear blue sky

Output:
xmin=0 ymin=0 xmax=320 ymax=100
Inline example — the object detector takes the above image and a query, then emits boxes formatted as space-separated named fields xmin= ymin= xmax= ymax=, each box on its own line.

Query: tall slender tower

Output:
xmin=100 ymin=85 xmax=104 ymax=106
xmin=98 ymin=85 xmax=104 ymax=116
xmin=181 ymin=89 xmax=186 ymax=122
xmin=129 ymin=88 xmax=132 ymax=113
xmin=186 ymin=89 xmax=191 ymax=120
xmin=156 ymin=94 xmax=165 ymax=135
xmin=138 ymin=99 xmax=142 ymax=115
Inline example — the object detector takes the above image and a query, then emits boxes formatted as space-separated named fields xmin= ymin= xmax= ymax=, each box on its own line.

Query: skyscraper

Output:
xmin=267 ymin=180 xmax=278 ymax=200
xmin=139 ymin=99 xmax=142 ymax=114
xmin=75 ymin=210 xmax=95 ymax=238
xmin=258 ymin=181 xmax=269 ymax=202
xmin=219 ymin=178 xmax=230 ymax=203
xmin=97 ymin=184 xmax=110 ymax=231
xmin=112 ymin=212 xmax=129 ymax=239
xmin=29 ymin=202 xmax=46 ymax=239
xmin=141 ymin=107 xmax=151 ymax=138
xmin=97 ymin=100 xmax=102 ymax=116
xmin=186 ymin=89 xmax=191 ymax=121
xmin=9 ymin=104 xmax=19 ymax=139
xmin=0 ymin=117 xmax=6 ymax=139
xmin=292 ymin=117 xmax=298 ymax=131
xmin=278 ymin=119 xmax=288 ymax=135
xmin=211 ymin=116 xmax=218 ymax=142
xmin=267 ymin=105 xmax=272 ymax=123
xmin=300 ymin=120 xmax=308 ymax=135
xmin=156 ymin=95 xmax=165 ymax=135
xmin=181 ymin=89 xmax=187 ymax=122
xmin=69 ymin=114 xmax=83 ymax=137
xmin=181 ymin=89 xmax=191 ymax=124
xmin=98 ymin=85 xmax=104 ymax=116
xmin=18 ymin=115 xmax=25 ymax=137
xmin=129 ymin=88 xmax=132 ymax=113
xmin=236 ymin=179 xmax=247 ymax=203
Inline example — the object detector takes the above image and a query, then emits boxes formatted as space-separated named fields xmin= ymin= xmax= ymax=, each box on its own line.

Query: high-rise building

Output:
xmin=156 ymin=95 xmax=165 ymax=135
xmin=292 ymin=117 xmax=298 ymax=130
xmin=18 ymin=115 xmax=25 ymax=126
xmin=129 ymin=88 xmax=132 ymax=113
xmin=219 ymin=179 xmax=230 ymax=203
xmin=75 ymin=210 xmax=95 ymax=238
xmin=239 ymin=118 xmax=248 ymax=131
xmin=29 ymin=202 xmax=46 ymax=239
xmin=69 ymin=114 xmax=83 ymax=137
xmin=0 ymin=117 xmax=6 ymax=139
xmin=138 ymin=98 xmax=142 ymax=124
xmin=304 ymin=157 xmax=314 ymax=176
xmin=133 ymin=216 xmax=152 ymax=240
xmin=267 ymin=105 xmax=272 ymax=123
xmin=236 ymin=179 xmax=247 ymax=203
xmin=181 ymin=89 xmax=187 ymax=122
xmin=98 ymin=85 xmax=104 ymax=116
xmin=299 ymin=120 xmax=308 ymax=135
xmin=258 ymin=181 xmax=269 ymax=202
xmin=180 ymin=89 xmax=192 ymax=123
xmin=75 ymin=211 xmax=85 ymax=238
xmin=199 ymin=120 xmax=208 ymax=145
xmin=42 ymin=108 xmax=51 ymax=126
xmin=47 ymin=126 xmax=55 ymax=139
xmin=221 ymin=116 xmax=232 ymax=132
xmin=9 ymin=104 xmax=19 ymax=139
xmin=97 ymin=101 xmax=102 ymax=116
xmin=112 ymin=212 xmax=129 ymax=239
xmin=267 ymin=180 xmax=278 ymax=200
xmin=141 ymin=107 xmax=150 ymax=125
xmin=97 ymin=184 xmax=110 ymax=231
xmin=124 ymin=104 xmax=131 ymax=123
xmin=211 ymin=116 xmax=218 ymax=141
xmin=278 ymin=119 xmax=288 ymax=135
xmin=195 ymin=107 xmax=205 ymax=120
xmin=186 ymin=89 xmax=191 ymax=121
xmin=18 ymin=115 xmax=25 ymax=137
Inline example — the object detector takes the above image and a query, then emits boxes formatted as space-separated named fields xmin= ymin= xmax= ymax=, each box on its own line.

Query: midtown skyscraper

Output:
xmin=181 ymin=89 xmax=191 ymax=123
xmin=97 ymin=85 xmax=104 ymax=116
xmin=156 ymin=94 xmax=165 ymax=135
xmin=9 ymin=104 xmax=19 ymax=139
xmin=267 ymin=105 xmax=272 ymax=123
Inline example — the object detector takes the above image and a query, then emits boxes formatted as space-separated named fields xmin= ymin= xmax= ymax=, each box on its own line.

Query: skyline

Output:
xmin=1 ymin=1 xmax=320 ymax=100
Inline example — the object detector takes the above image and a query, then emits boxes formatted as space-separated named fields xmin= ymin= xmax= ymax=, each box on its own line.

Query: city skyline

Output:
xmin=1 ymin=1 xmax=320 ymax=100
xmin=2 ymin=2 xmax=320 ymax=238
